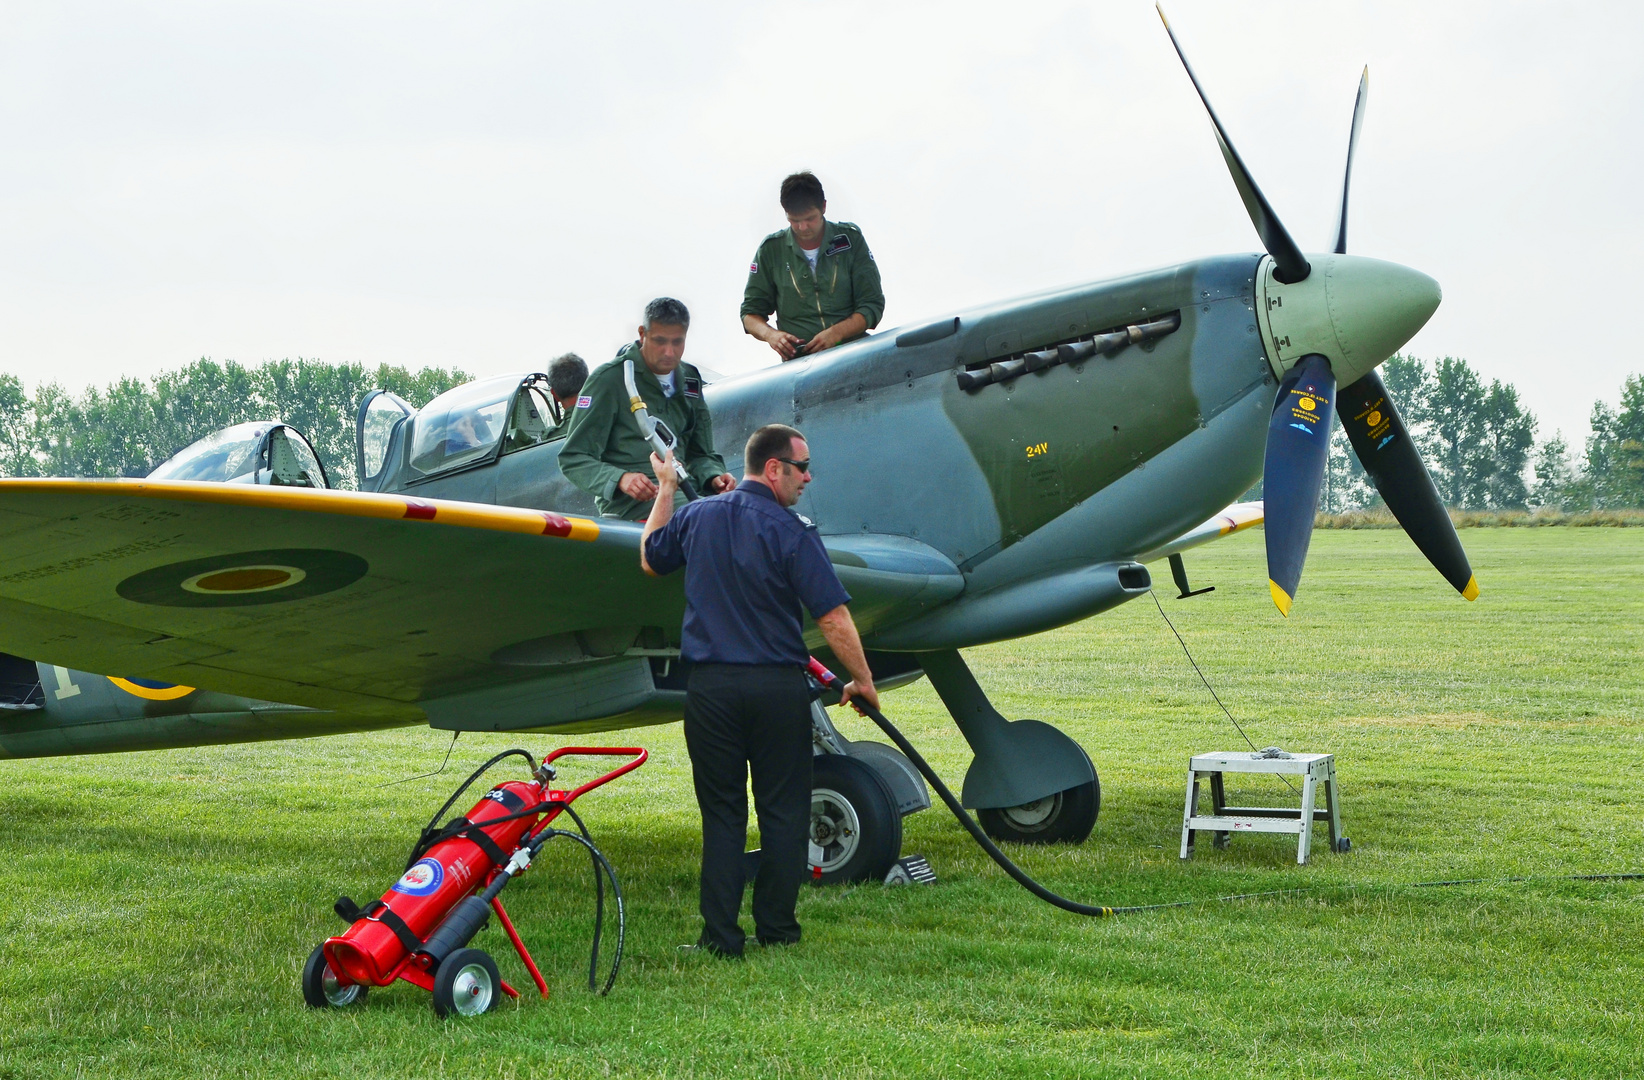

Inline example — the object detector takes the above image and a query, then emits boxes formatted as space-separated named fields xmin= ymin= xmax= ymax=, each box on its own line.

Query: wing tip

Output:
xmin=1461 ymin=575 xmax=1480 ymax=602
xmin=1269 ymin=579 xmax=1293 ymax=617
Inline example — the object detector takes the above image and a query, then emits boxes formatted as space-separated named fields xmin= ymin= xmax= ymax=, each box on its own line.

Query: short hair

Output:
xmin=546 ymin=353 xmax=587 ymax=401
xmin=779 ymin=172 xmax=825 ymax=215
xmin=746 ymin=424 xmax=804 ymax=476
xmin=642 ymin=296 xmax=690 ymax=331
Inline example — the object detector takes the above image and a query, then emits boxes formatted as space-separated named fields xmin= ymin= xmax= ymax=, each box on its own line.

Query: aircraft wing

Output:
xmin=1133 ymin=501 xmax=1264 ymax=563
xmin=0 ymin=479 xmax=961 ymax=722
xmin=0 ymin=479 xmax=674 ymax=719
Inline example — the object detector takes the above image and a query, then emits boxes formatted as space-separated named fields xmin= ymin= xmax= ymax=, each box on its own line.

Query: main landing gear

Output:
xmin=808 ymin=697 xmax=928 ymax=884
xmin=805 ymin=648 xmax=1100 ymax=883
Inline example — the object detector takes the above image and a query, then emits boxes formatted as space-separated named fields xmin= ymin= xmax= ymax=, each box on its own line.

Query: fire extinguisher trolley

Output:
xmin=303 ymin=746 xmax=646 ymax=1017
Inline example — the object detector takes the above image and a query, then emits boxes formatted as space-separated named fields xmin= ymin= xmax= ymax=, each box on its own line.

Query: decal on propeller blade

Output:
xmin=116 ymin=548 xmax=368 ymax=608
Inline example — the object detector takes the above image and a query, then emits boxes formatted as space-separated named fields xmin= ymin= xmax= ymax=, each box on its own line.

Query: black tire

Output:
xmin=978 ymin=775 xmax=1100 ymax=845
xmin=432 ymin=947 xmax=500 ymax=1018
xmin=811 ymin=754 xmax=902 ymax=884
xmin=301 ymin=944 xmax=367 ymax=1009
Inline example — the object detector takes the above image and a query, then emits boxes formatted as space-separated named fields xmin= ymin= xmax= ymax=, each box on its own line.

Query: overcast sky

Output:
xmin=1 ymin=1 xmax=1638 ymax=444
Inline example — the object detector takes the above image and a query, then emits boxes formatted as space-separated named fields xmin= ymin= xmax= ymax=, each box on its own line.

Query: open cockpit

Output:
xmin=149 ymin=421 xmax=330 ymax=489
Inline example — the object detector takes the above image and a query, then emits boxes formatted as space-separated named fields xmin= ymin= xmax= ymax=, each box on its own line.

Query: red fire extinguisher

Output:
xmin=305 ymin=746 xmax=646 ymax=1018
xmin=324 ymin=778 xmax=543 ymax=987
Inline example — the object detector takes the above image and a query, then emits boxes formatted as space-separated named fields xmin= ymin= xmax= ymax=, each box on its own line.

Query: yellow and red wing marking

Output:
xmin=0 ymin=478 xmax=601 ymax=542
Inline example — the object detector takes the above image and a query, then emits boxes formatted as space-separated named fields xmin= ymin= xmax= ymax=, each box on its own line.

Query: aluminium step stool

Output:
xmin=1179 ymin=751 xmax=1347 ymax=864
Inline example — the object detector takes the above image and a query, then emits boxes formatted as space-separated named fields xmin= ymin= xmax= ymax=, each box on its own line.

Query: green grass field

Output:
xmin=1 ymin=528 xmax=1640 ymax=1079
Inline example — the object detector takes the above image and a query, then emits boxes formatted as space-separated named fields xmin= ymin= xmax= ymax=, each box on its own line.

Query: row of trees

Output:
xmin=0 ymin=360 xmax=469 ymax=490
xmin=1302 ymin=356 xmax=1640 ymax=513
xmin=0 ymin=354 xmax=1638 ymax=508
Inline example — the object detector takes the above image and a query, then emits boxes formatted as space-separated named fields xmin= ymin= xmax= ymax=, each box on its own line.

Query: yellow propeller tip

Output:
xmin=1268 ymin=580 xmax=1293 ymax=617
xmin=1461 ymin=576 xmax=1480 ymax=602
xmin=1156 ymin=3 xmax=1170 ymax=26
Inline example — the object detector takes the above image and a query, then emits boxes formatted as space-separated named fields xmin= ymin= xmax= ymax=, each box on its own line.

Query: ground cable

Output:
xmin=1149 ymin=588 xmax=1300 ymax=795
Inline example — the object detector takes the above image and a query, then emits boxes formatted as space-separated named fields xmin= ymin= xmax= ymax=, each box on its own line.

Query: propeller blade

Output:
xmin=1156 ymin=4 xmax=1311 ymax=283
xmin=1338 ymin=371 xmax=1479 ymax=600
xmin=1330 ymin=67 xmax=1370 ymax=254
xmin=1264 ymin=354 xmax=1336 ymax=616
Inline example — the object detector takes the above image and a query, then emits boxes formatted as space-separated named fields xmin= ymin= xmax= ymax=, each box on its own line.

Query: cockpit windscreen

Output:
xmin=408 ymin=376 xmax=516 ymax=475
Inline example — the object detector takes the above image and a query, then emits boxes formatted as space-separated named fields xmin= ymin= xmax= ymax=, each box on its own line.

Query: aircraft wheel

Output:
xmin=978 ymin=774 xmax=1100 ymax=845
xmin=810 ymin=754 xmax=902 ymax=884
xmin=433 ymin=948 xmax=499 ymax=1018
xmin=301 ymin=944 xmax=367 ymax=1008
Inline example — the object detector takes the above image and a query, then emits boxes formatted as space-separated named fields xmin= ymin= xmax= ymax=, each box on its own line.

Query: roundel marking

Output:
xmin=108 ymin=677 xmax=196 ymax=701
xmin=1366 ymin=410 xmax=1383 ymax=427
xmin=117 ymin=549 xmax=367 ymax=608
xmin=1298 ymin=396 xmax=1316 ymax=412
xmin=180 ymin=565 xmax=308 ymax=595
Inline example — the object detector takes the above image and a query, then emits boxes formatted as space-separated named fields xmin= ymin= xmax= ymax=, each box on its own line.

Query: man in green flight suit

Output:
xmin=741 ymin=172 xmax=885 ymax=362
xmin=560 ymin=297 xmax=734 ymax=519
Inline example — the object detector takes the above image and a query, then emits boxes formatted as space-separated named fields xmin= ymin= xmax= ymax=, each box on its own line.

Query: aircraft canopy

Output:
xmin=408 ymin=375 xmax=521 ymax=476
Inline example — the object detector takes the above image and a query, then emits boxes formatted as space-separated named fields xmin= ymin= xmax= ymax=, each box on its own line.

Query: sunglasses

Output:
xmin=776 ymin=457 xmax=811 ymax=474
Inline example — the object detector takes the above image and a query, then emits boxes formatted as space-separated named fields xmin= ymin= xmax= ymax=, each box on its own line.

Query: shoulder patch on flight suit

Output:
xmin=749 ymin=261 xmax=758 ymax=273
xmin=793 ymin=511 xmax=815 ymax=527
xmin=682 ymin=377 xmax=701 ymax=399
xmin=575 ymin=395 xmax=592 ymax=408
xmin=824 ymin=234 xmax=851 ymax=256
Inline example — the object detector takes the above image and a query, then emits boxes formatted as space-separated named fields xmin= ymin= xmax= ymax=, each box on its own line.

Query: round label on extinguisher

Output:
xmin=392 ymin=858 xmax=445 ymax=896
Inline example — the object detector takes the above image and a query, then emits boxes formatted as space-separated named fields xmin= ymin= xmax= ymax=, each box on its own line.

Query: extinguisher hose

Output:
xmin=406 ymin=748 xmax=538 ymax=870
xmin=540 ymin=802 xmax=626 ymax=996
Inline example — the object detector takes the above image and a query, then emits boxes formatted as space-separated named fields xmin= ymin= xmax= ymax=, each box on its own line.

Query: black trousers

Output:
xmin=683 ymin=663 xmax=813 ymax=955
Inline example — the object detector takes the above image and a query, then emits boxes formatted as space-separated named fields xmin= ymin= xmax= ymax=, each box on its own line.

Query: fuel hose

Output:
xmin=806 ymin=659 xmax=1165 ymax=917
xmin=805 ymin=660 xmax=1644 ymax=917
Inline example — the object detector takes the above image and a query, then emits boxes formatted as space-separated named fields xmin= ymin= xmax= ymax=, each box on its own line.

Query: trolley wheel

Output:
xmin=301 ymin=945 xmax=367 ymax=1009
xmin=978 ymin=774 xmax=1100 ymax=845
xmin=432 ymin=948 xmax=500 ymax=1018
xmin=1335 ymin=837 xmax=1352 ymax=853
xmin=810 ymin=754 xmax=901 ymax=885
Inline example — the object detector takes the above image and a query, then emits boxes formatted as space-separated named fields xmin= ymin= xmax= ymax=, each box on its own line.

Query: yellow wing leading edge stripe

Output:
xmin=0 ymin=479 xmax=602 ymax=542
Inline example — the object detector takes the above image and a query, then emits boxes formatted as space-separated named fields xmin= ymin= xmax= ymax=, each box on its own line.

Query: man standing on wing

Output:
xmin=741 ymin=172 xmax=885 ymax=361
xmin=560 ymin=297 xmax=735 ymax=519
xmin=640 ymin=424 xmax=879 ymax=957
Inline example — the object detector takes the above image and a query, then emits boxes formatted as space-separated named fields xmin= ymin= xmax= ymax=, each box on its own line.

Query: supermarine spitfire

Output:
xmin=0 ymin=12 xmax=1474 ymax=882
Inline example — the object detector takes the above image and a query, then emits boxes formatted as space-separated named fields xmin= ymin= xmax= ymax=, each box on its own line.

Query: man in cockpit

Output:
xmin=445 ymin=410 xmax=491 ymax=456
xmin=560 ymin=297 xmax=734 ymax=519
xmin=545 ymin=353 xmax=588 ymax=437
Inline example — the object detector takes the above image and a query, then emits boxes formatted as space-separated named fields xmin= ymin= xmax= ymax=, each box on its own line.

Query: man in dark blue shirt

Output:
xmin=642 ymin=423 xmax=878 ymax=957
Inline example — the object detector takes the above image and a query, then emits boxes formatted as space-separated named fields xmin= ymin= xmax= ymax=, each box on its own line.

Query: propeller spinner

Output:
xmin=1157 ymin=6 xmax=1476 ymax=614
